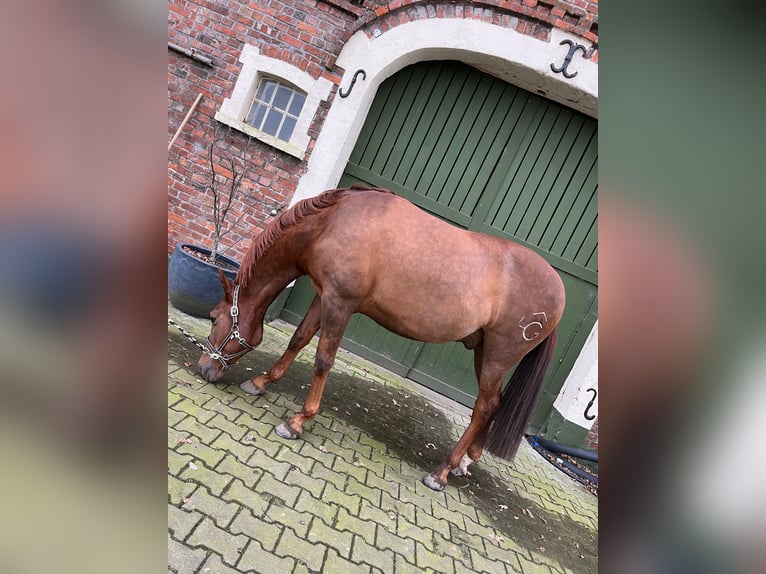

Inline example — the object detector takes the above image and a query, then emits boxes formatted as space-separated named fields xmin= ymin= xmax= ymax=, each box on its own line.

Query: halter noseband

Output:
xmin=205 ymin=284 xmax=254 ymax=369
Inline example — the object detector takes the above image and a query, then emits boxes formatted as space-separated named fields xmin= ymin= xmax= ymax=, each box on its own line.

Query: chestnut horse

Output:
xmin=198 ymin=186 xmax=565 ymax=491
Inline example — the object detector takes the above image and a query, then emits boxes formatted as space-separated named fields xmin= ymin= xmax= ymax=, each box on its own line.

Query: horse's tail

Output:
xmin=485 ymin=329 xmax=558 ymax=461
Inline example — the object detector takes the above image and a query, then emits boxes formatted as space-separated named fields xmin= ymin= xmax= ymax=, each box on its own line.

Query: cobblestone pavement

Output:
xmin=168 ymin=304 xmax=597 ymax=573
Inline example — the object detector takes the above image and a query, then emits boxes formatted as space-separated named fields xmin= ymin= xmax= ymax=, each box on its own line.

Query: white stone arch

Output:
xmin=291 ymin=18 xmax=597 ymax=204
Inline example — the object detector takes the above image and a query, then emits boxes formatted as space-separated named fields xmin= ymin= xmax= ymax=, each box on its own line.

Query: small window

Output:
xmin=245 ymin=79 xmax=307 ymax=142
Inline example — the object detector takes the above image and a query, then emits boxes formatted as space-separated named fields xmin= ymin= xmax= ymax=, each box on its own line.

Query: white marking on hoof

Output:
xmin=450 ymin=454 xmax=474 ymax=477
xmin=422 ymin=474 xmax=445 ymax=491
xmin=274 ymin=422 xmax=300 ymax=440
xmin=240 ymin=380 xmax=263 ymax=395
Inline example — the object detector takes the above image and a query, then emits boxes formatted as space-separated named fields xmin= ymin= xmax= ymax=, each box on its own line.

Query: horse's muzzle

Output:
xmin=198 ymin=358 xmax=224 ymax=382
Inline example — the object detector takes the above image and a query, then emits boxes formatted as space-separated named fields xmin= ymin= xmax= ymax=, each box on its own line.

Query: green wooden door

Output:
xmin=281 ymin=61 xmax=597 ymax=428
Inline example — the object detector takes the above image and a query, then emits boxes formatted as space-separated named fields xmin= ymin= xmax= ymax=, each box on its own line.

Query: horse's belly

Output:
xmin=358 ymin=297 xmax=484 ymax=344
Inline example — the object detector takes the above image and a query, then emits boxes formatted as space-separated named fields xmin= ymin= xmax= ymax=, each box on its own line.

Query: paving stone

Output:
xmin=393 ymin=553 xmax=423 ymax=574
xmin=308 ymin=517 xmax=354 ymax=559
xmin=300 ymin=439 xmax=335 ymax=469
xmin=187 ymin=516 xmax=248 ymax=566
xmin=235 ymin=411 xmax=278 ymax=440
xmin=168 ymin=389 xmax=184 ymax=408
xmin=175 ymin=414 xmax=223 ymax=443
xmin=376 ymin=522 xmax=416 ymax=563
xmin=168 ymin=449 xmax=194 ymax=476
xmin=168 ymin=534 xmax=206 ymax=574
xmin=168 ymin=504 xmax=203 ymax=541
xmin=168 ymin=475 xmax=197 ymax=506
xmin=517 ymin=556 xmax=554 ymax=574
xmin=333 ymin=452 xmax=369 ymax=483
xmin=207 ymin=412 xmax=248 ymax=440
xmin=415 ymin=540 xmax=455 ymax=574
xmin=216 ymin=454 xmax=262 ymax=489
xmin=324 ymin=481 xmax=362 ymax=515
xmin=431 ymin=498 xmax=466 ymax=530
xmin=275 ymin=444 xmax=314 ymax=474
xmin=173 ymin=397 xmax=216 ymax=424
xmin=237 ymin=540 xmax=295 ymax=573
xmin=359 ymin=499 xmax=396 ymax=530
xmin=304 ymin=462 xmax=347 ymax=485
xmin=346 ymin=476 xmax=381 ymax=506
xmin=186 ymin=486 xmax=239 ymax=528
xmin=177 ymin=441 xmax=226 ymax=469
xmin=203 ymin=396 xmax=242 ymax=422
xmin=284 ymin=466 xmax=325 ymax=498
xmin=179 ymin=460 xmax=233 ymax=496
xmin=351 ymin=534 xmax=395 ymax=572
xmin=275 ymin=527 xmax=327 ymax=572
xmin=335 ymin=507 xmax=376 ymax=546
xmin=222 ymin=478 xmax=269 ymax=516
xmin=198 ymin=552 xmax=241 ymax=574
xmin=229 ymin=507 xmax=281 ymax=552
xmin=325 ymin=548 xmax=372 ymax=573
xmin=469 ymin=545 xmax=512 ymax=574
xmin=444 ymin=491 xmax=480 ymax=523
xmin=382 ymin=490 xmax=415 ymax=522
xmin=295 ymin=489 xmax=338 ymax=526
xmin=168 ymin=406 xmax=187 ymax=426
xmin=248 ymin=447 xmax=291 ymax=480
xmin=415 ymin=506 xmax=451 ymax=539
xmin=257 ymin=471 xmax=302 ymax=506
xmin=266 ymin=501 xmax=312 ymax=537
xmin=211 ymin=431 xmax=253 ymax=463
xmin=396 ymin=514 xmax=435 ymax=550
xmin=398 ymin=483 xmax=435 ymax=514
xmin=433 ymin=531 xmax=470 ymax=568
xmin=365 ymin=469 xmax=400 ymax=499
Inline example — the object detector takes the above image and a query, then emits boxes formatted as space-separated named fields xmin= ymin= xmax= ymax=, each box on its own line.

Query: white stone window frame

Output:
xmin=215 ymin=44 xmax=332 ymax=160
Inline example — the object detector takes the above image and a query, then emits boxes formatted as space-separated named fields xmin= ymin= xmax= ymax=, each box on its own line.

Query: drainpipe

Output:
xmin=168 ymin=42 xmax=213 ymax=67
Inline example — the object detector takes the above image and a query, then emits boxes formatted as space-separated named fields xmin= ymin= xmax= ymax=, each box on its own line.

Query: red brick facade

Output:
xmin=167 ymin=0 xmax=598 ymax=261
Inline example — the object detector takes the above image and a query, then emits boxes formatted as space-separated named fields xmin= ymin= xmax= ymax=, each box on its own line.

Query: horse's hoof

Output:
xmin=422 ymin=474 xmax=445 ymax=491
xmin=240 ymin=380 xmax=263 ymax=396
xmin=274 ymin=422 xmax=301 ymax=440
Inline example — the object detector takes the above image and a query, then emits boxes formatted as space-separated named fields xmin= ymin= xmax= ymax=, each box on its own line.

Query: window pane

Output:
xmin=288 ymin=91 xmax=306 ymax=117
xmin=258 ymin=79 xmax=276 ymax=103
xmin=245 ymin=102 xmax=266 ymax=129
xmin=273 ymin=85 xmax=292 ymax=111
xmin=262 ymin=109 xmax=282 ymax=136
xmin=278 ymin=116 xmax=297 ymax=141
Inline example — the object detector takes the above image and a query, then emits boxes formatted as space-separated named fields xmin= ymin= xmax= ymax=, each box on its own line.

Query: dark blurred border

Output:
xmin=0 ymin=2 xmax=168 ymax=572
xmin=601 ymin=2 xmax=765 ymax=573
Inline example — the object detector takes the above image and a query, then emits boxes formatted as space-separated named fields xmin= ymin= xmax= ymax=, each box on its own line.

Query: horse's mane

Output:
xmin=235 ymin=185 xmax=393 ymax=288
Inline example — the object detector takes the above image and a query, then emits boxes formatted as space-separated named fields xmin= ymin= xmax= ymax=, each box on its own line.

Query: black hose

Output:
xmin=555 ymin=456 xmax=598 ymax=484
xmin=530 ymin=434 xmax=598 ymax=462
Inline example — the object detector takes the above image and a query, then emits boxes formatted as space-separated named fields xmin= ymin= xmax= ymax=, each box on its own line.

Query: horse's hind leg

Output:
xmin=275 ymin=297 xmax=352 ymax=440
xmin=240 ymin=295 xmax=321 ymax=396
xmin=423 ymin=342 xmax=517 ymax=491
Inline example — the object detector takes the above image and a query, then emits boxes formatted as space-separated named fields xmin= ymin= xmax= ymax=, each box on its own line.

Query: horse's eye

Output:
xmin=209 ymin=316 xmax=216 ymax=324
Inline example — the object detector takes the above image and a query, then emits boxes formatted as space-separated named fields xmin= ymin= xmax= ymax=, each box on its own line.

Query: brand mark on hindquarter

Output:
xmin=518 ymin=312 xmax=548 ymax=341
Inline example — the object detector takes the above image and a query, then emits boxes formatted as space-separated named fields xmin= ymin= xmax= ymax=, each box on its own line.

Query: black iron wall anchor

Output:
xmin=583 ymin=387 xmax=597 ymax=421
xmin=550 ymin=39 xmax=589 ymax=79
xmin=339 ymin=69 xmax=366 ymax=98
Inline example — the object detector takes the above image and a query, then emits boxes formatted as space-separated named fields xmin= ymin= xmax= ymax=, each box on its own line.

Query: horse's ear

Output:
xmin=218 ymin=269 xmax=233 ymax=302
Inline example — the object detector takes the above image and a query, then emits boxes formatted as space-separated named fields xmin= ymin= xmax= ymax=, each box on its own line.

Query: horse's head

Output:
xmin=197 ymin=270 xmax=263 ymax=382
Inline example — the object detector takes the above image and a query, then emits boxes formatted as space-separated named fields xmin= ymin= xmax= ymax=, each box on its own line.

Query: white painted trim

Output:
xmin=216 ymin=44 xmax=332 ymax=160
xmin=553 ymin=321 xmax=598 ymax=429
xmin=292 ymin=18 xmax=597 ymax=204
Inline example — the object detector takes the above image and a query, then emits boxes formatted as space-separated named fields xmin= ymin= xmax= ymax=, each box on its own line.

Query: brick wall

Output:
xmin=584 ymin=417 xmax=598 ymax=450
xmin=167 ymin=0 xmax=598 ymax=262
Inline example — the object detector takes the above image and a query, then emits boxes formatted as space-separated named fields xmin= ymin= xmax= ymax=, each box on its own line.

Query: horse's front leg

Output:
xmin=240 ymin=295 xmax=321 ymax=396
xmin=274 ymin=298 xmax=352 ymax=440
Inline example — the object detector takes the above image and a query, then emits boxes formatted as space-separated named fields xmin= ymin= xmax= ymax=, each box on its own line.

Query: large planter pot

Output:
xmin=168 ymin=243 xmax=239 ymax=318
